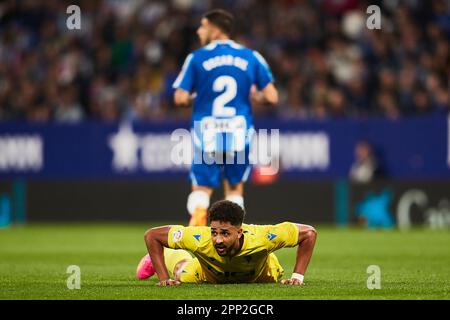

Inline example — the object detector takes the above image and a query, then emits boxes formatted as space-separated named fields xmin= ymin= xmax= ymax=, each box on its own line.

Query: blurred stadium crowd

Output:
xmin=0 ymin=0 xmax=448 ymax=123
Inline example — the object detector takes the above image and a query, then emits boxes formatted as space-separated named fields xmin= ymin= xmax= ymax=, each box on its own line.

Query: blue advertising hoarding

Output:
xmin=0 ymin=114 xmax=449 ymax=179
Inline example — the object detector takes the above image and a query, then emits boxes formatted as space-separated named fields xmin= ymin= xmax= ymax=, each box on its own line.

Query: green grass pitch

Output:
xmin=1 ymin=223 xmax=449 ymax=300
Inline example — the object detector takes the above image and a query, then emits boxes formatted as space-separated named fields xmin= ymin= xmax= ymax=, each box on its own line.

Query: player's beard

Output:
xmin=199 ymin=32 xmax=212 ymax=46
xmin=200 ymin=37 xmax=210 ymax=46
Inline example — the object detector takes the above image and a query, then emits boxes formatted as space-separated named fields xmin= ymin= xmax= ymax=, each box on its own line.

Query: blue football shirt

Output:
xmin=173 ymin=40 xmax=274 ymax=153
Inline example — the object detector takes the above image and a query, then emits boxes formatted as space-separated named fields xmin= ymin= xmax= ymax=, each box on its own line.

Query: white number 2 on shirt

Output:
xmin=212 ymin=76 xmax=237 ymax=117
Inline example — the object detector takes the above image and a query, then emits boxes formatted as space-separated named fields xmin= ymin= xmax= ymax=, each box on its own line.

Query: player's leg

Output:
xmin=174 ymin=257 xmax=205 ymax=284
xmin=188 ymin=152 xmax=220 ymax=226
xmin=136 ymin=248 xmax=192 ymax=280
xmin=223 ymin=147 xmax=251 ymax=209
xmin=188 ymin=185 xmax=213 ymax=226
xmin=163 ymin=247 xmax=193 ymax=278
xmin=223 ymin=180 xmax=244 ymax=208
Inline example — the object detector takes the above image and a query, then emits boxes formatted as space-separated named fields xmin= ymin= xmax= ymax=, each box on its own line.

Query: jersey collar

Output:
xmin=210 ymin=39 xmax=235 ymax=45
xmin=204 ymin=39 xmax=242 ymax=50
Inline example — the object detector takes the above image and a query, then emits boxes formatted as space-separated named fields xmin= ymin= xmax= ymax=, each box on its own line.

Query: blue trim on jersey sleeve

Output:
xmin=173 ymin=53 xmax=195 ymax=92
xmin=252 ymin=51 xmax=274 ymax=90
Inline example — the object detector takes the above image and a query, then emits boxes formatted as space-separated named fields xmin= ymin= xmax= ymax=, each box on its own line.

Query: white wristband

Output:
xmin=291 ymin=273 xmax=304 ymax=283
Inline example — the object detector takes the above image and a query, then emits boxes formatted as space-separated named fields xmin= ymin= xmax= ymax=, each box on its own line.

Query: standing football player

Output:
xmin=173 ymin=9 xmax=278 ymax=226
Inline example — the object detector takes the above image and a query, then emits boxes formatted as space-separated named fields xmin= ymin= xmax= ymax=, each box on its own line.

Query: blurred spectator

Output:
xmin=327 ymin=88 xmax=350 ymax=118
xmin=375 ymin=91 xmax=400 ymax=120
xmin=54 ymin=86 xmax=85 ymax=123
xmin=412 ymin=88 xmax=433 ymax=115
xmin=0 ymin=0 xmax=448 ymax=122
xmin=349 ymin=140 xmax=380 ymax=183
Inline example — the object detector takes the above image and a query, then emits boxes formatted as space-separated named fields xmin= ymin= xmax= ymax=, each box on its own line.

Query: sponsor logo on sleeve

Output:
xmin=172 ymin=230 xmax=183 ymax=243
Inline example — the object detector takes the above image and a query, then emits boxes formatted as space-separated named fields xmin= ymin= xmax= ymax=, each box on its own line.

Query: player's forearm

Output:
xmin=262 ymin=83 xmax=278 ymax=105
xmin=293 ymin=226 xmax=317 ymax=276
xmin=263 ymin=91 xmax=278 ymax=105
xmin=251 ymin=90 xmax=278 ymax=106
xmin=144 ymin=230 xmax=170 ymax=281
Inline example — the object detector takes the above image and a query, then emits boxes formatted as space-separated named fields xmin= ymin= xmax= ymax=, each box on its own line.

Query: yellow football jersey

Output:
xmin=167 ymin=222 xmax=299 ymax=283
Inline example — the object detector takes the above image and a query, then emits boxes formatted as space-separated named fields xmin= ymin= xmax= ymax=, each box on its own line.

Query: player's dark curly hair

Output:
xmin=203 ymin=9 xmax=234 ymax=36
xmin=208 ymin=200 xmax=245 ymax=226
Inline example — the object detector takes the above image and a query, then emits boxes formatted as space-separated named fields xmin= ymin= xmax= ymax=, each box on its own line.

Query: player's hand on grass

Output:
xmin=157 ymin=279 xmax=181 ymax=286
xmin=280 ymin=278 xmax=304 ymax=286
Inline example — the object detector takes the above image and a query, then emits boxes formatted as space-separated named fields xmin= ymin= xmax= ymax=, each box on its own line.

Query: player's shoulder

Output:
xmin=188 ymin=41 xmax=263 ymax=58
xmin=186 ymin=48 xmax=209 ymax=65
xmin=242 ymin=223 xmax=272 ymax=241
xmin=169 ymin=224 xmax=210 ymax=231
xmin=187 ymin=225 xmax=211 ymax=243
xmin=175 ymin=225 xmax=210 ymax=235
xmin=243 ymin=221 xmax=295 ymax=229
xmin=251 ymin=49 xmax=270 ymax=66
xmin=243 ymin=222 xmax=297 ymax=238
xmin=169 ymin=225 xmax=210 ymax=242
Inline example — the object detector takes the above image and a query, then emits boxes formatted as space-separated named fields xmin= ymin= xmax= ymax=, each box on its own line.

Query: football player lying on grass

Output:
xmin=136 ymin=200 xmax=317 ymax=286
